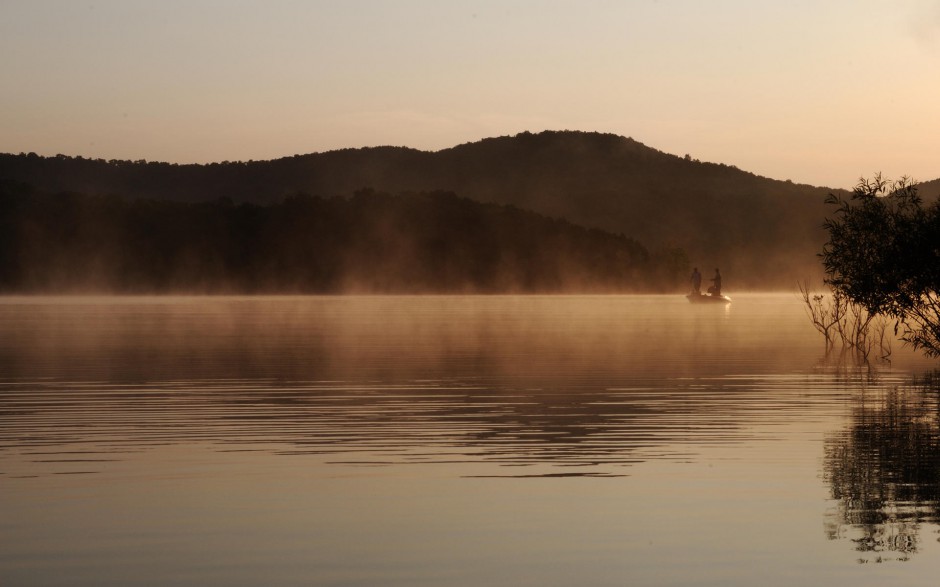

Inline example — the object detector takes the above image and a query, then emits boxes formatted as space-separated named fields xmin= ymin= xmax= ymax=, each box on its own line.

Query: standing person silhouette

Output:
xmin=707 ymin=268 xmax=722 ymax=296
xmin=690 ymin=267 xmax=702 ymax=294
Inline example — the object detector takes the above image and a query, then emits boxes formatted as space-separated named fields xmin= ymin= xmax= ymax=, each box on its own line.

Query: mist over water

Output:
xmin=0 ymin=294 xmax=852 ymax=380
xmin=2 ymin=294 xmax=940 ymax=586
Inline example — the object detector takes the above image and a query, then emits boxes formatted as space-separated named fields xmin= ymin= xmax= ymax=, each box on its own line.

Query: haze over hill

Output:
xmin=3 ymin=130 xmax=924 ymax=289
xmin=1 ymin=183 xmax=686 ymax=294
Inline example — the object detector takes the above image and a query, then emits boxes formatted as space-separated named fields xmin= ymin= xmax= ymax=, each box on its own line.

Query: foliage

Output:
xmin=0 ymin=181 xmax=685 ymax=294
xmin=821 ymin=175 xmax=940 ymax=357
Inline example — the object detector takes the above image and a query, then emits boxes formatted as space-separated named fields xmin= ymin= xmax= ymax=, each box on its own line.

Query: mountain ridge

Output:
xmin=5 ymin=130 xmax=926 ymax=288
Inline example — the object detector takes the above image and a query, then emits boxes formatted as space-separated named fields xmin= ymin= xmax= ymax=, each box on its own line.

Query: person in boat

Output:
xmin=690 ymin=267 xmax=702 ymax=295
xmin=707 ymin=268 xmax=722 ymax=296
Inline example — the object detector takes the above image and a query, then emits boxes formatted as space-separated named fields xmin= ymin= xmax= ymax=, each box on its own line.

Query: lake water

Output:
xmin=2 ymin=294 xmax=940 ymax=586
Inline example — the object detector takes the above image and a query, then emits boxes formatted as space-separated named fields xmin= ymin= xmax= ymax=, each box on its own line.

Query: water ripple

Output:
xmin=0 ymin=373 xmax=867 ymax=479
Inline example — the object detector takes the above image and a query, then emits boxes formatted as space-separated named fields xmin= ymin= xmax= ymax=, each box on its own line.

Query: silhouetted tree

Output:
xmin=822 ymin=175 xmax=940 ymax=356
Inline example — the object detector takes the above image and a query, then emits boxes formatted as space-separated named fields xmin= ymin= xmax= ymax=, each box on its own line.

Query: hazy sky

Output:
xmin=2 ymin=0 xmax=938 ymax=188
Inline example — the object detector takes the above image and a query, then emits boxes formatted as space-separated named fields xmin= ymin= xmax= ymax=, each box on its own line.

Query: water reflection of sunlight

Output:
xmin=7 ymin=295 xmax=940 ymax=586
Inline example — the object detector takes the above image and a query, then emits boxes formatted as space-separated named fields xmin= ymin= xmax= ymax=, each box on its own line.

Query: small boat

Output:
xmin=686 ymin=292 xmax=731 ymax=304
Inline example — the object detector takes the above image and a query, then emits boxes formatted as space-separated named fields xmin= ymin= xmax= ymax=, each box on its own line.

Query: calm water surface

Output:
xmin=2 ymin=294 xmax=940 ymax=586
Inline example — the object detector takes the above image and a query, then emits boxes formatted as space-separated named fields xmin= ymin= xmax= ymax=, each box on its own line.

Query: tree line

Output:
xmin=0 ymin=181 xmax=687 ymax=293
xmin=0 ymin=131 xmax=842 ymax=288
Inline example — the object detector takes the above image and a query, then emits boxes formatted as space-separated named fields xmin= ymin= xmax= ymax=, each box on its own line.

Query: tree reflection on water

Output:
xmin=824 ymin=372 xmax=940 ymax=563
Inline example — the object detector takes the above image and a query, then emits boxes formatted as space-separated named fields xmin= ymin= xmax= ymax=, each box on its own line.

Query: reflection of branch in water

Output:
xmin=823 ymin=373 xmax=940 ymax=563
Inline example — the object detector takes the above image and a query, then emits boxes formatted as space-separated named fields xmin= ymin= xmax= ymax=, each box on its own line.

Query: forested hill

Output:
xmin=0 ymin=182 xmax=684 ymax=293
xmin=914 ymin=178 xmax=940 ymax=202
xmin=1 ymin=131 xmax=862 ymax=287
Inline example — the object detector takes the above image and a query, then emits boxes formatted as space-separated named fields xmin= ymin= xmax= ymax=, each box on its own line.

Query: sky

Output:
xmin=1 ymin=0 xmax=938 ymax=189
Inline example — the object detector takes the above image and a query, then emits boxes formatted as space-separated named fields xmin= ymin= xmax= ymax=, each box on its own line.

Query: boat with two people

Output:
xmin=686 ymin=267 xmax=731 ymax=304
